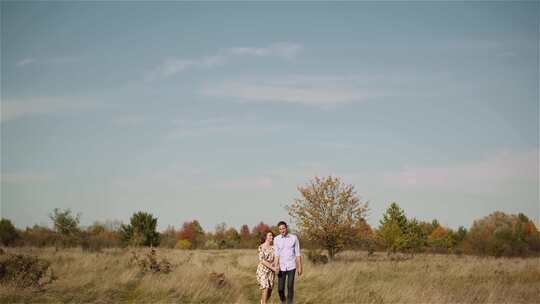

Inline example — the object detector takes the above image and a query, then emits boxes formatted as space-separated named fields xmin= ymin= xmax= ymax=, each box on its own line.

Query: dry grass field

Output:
xmin=1 ymin=247 xmax=539 ymax=304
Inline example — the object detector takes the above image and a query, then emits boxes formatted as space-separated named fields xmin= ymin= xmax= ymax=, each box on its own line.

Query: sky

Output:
xmin=1 ymin=1 xmax=539 ymax=232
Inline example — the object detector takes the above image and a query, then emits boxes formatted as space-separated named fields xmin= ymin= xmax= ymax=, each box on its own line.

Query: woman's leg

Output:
xmin=261 ymin=287 xmax=268 ymax=304
xmin=267 ymin=287 xmax=273 ymax=301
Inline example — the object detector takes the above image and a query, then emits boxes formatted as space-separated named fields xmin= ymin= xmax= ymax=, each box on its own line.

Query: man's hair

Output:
xmin=277 ymin=221 xmax=287 ymax=228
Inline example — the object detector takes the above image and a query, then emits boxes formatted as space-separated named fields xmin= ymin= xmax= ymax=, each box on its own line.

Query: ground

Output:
xmin=1 ymin=247 xmax=539 ymax=303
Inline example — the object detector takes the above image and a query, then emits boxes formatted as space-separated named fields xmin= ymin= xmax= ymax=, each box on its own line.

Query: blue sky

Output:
xmin=1 ymin=2 xmax=538 ymax=232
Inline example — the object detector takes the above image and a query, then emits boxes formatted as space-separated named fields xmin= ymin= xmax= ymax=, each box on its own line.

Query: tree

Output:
xmin=160 ymin=225 xmax=177 ymax=248
xmin=49 ymin=208 xmax=81 ymax=236
xmin=224 ymin=227 xmax=241 ymax=248
xmin=214 ymin=222 xmax=228 ymax=249
xmin=377 ymin=202 xmax=408 ymax=253
xmin=400 ymin=218 xmax=427 ymax=255
xmin=286 ymin=176 xmax=369 ymax=260
xmin=120 ymin=211 xmax=160 ymax=247
xmin=239 ymin=224 xmax=250 ymax=246
xmin=177 ymin=220 xmax=205 ymax=249
xmin=251 ymin=222 xmax=271 ymax=244
xmin=428 ymin=225 xmax=456 ymax=253
xmin=463 ymin=211 xmax=539 ymax=257
xmin=0 ymin=218 xmax=19 ymax=246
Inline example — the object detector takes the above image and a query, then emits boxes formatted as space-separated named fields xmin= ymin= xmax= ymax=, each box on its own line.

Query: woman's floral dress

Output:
xmin=256 ymin=244 xmax=275 ymax=289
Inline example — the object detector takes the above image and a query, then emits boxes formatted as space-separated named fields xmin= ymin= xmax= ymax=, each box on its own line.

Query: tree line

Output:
xmin=1 ymin=176 xmax=539 ymax=258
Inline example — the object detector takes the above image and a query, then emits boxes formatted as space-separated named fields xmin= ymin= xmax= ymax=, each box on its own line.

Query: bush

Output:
xmin=0 ymin=219 xmax=19 ymax=246
xmin=19 ymin=225 xmax=58 ymax=247
xmin=306 ymin=249 xmax=328 ymax=264
xmin=0 ymin=253 xmax=56 ymax=288
xmin=463 ymin=211 xmax=540 ymax=257
xmin=129 ymin=248 xmax=173 ymax=274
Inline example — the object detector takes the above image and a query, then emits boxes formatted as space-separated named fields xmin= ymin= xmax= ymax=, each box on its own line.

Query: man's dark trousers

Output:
xmin=278 ymin=269 xmax=295 ymax=304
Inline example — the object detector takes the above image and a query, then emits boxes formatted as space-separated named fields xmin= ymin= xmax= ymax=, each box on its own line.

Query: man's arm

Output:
xmin=295 ymin=236 xmax=302 ymax=275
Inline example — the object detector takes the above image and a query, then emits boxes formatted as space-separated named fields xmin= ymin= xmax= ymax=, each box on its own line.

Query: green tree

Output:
xmin=286 ymin=176 xmax=370 ymax=260
xmin=377 ymin=202 xmax=408 ymax=253
xmin=120 ymin=211 xmax=160 ymax=247
xmin=0 ymin=218 xmax=19 ymax=246
xmin=399 ymin=218 xmax=427 ymax=255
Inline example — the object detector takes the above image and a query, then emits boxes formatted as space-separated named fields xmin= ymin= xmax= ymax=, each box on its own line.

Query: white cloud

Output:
xmin=145 ymin=42 xmax=302 ymax=81
xmin=201 ymin=74 xmax=388 ymax=106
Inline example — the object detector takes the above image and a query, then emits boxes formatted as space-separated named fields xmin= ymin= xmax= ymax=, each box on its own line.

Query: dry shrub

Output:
xmin=129 ymin=248 xmax=173 ymax=274
xmin=0 ymin=252 xmax=55 ymax=288
xmin=209 ymin=271 xmax=229 ymax=288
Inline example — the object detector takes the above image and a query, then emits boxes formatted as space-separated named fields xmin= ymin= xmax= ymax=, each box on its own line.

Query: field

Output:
xmin=1 ymin=247 xmax=539 ymax=303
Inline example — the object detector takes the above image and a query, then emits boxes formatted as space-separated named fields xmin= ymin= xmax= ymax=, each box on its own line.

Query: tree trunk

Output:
xmin=327 ymin=247 xmax=335 ymax=260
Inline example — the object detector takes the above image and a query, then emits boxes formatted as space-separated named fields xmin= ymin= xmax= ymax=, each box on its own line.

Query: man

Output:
xmin=273 ymin=221 xmax=302 ymax=304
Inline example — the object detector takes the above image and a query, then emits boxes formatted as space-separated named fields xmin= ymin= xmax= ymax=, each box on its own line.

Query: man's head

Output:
xmin=278 ymin=221 xmax=288 ymax=236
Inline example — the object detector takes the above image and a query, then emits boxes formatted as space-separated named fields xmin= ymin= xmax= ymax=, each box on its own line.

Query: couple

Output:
xmin=256 ymin=221 xmax=302 ymax=304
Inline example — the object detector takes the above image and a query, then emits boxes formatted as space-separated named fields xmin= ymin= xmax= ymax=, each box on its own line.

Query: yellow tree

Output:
xmin=286 ymin=176 xmax=370 ymax=260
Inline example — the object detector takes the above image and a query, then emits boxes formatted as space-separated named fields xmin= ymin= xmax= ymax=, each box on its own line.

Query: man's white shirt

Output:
xmin=274 ymin=233 xmax=301 ymax=271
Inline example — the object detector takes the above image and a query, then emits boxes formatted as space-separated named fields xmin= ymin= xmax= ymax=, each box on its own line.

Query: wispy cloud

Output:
xmin=216 ymin=177 xmax=274 ymax=191
xmin=1 ymin=97 xmax=104 ymax=123
xmin=382 ymin=149 xmax=539 ymax=193
xmin=16 ymin=58 xmax=36 ymax=67
xmin=1 ymin=171 xmax=55 ymax=183
xmin=15 ymin=56 xmax=79 ymax=68
xmin=228 ymin=42 xmax=301 ymax=59
xmin=201 ymin=74 xmax=388 ymax=106
xmin=165 ymin=115 xmax=288 ymax=139
xmin=145 ymin=42 xmax=302 ymax=82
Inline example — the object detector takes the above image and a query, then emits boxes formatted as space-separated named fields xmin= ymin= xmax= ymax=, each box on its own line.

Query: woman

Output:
xmin=256 ymin=231 xmax=279 ymax=304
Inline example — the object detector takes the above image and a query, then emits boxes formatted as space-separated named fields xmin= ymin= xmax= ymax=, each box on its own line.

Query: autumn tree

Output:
xmin=224 ymin=227 xmax=241 ymax=248
xmin=463 ymin=211 xmax=539 ymax=257
xmin=287 ymin=176 xmax=369 ymax=260
xmin=239 ymin=224 xmax=251 ymax=247
xmin=251 ymin=222 xmax=271 ymax=244
xmin=428 ymin=225 xmax=457 ymax=253
xmin=177 ymin=220 xmax=205 ymax=249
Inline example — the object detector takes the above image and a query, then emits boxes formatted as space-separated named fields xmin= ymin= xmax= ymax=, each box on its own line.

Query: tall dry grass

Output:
xmin=1 ymin=247 xmax=538 ymax=303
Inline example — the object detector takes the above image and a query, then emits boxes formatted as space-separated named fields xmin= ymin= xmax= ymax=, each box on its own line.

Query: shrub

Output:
xmin=19 ymin=225 xmax=58 ymax=247
xmin=176 ymin=239 xmax=192 ymax=250
xmin=0 ymin=253 xmax=56 ymax=288
xmin=209 ymin=272 xmax=230 ymax=288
